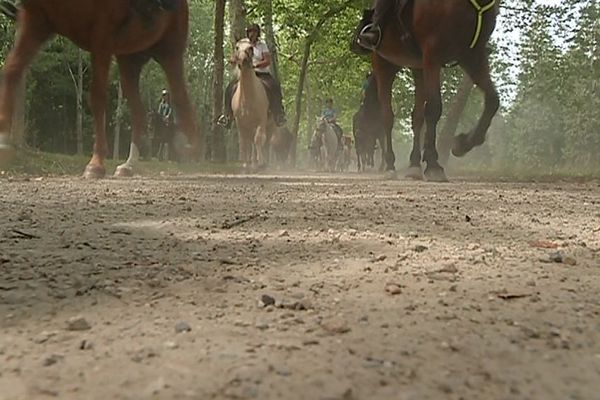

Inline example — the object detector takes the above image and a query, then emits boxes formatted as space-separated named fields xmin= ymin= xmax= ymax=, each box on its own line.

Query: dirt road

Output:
xmin=1 ymin=173 xmax=599 ymax=400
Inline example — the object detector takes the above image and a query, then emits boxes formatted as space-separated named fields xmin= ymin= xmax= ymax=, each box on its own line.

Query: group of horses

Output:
xmin=0 ymin=0 xmax=500 ymax=182
xmin=309 ymin=118 xmax=353 ymax=173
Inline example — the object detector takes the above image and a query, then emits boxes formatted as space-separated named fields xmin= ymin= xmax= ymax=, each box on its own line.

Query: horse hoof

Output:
xmin=384 ymin=170 xmax=398 ymax=180
xmin=114 ymin=164 xmax=134 ymax=178
xmin=405 ymin=166 xmax=423 ymax=180
xmin=424 ymin=166 xmax=448 ymax=183
xmin=452 ymin=133 xmax=470 ymax=158
xmin=0 ymin=137 xmax=14 ymax=167
xmin=82 ymin=164 xmax=106 ymax=179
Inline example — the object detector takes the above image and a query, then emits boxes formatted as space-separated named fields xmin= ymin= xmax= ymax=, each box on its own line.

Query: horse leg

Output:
xmin=421 ymin=64 xmax=448 ymax=182
xmin=372 ymin=54 xmax=397 ymax=177
xmin=254 ymin=124 xmax=268 ymax=171
xmin=157 ymin=55 xmax=199 ymax=160
xmin=406 ymin=68 xmax=425 ymax=180
xmin=114 ymin=54 xmax=149 ymax=177
xmin=0 ymin=15 xmax=51 ymax=166
xmin=453 ymin=55 xmax=500 ymax=157
xmin=83 ymin=52 xmax=112 ymax=179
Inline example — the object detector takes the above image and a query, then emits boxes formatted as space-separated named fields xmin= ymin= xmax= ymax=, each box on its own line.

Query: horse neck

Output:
xmin=237 ymin=67 xmax=262 ymax=100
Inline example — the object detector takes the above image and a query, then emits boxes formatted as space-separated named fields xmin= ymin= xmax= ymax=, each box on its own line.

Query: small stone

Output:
xmin=321 ymin=318 xmax=351 ymax=335
xmin=34 ymin=331 xmax=58 ymax=344
xmin=255 ymin=321 xmax=269 ymax=330
xmin=66 ymin=316 xmax=91 ymax=331
xmin=259 ymin=294 xmax=276 ymax=307
xmin=278 ymin=230 xmax=289 ymax=237
xmin=43 ymin=354 xmax=64 ymax=367
xmin=175 ymin=321 xmax=191 ymax=333
xmin=563 ymin=256 xmax=577 ymax=266
xmin=372 ymin=254 xmax=387 ymax=263
xmin=302 ymin=339 xmax=320 ymax=346
xmin=79 ymin=340 xmax=94 ymax=350
xmin=164 ymin=341 xmax=178 ymax=350
xmin=549 ymin=251 xmax=563 ymax=263
xmin=413 ymin=245 xmax=428 ymax=253
xmin=385 ymin=283 xmax=402 ymax=295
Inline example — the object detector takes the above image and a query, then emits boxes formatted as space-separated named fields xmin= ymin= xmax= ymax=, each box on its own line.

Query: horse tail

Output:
xmin=0 ymin=0 xmax=17 ymax=21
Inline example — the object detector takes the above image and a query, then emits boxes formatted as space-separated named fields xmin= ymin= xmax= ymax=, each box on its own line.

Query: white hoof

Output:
xmin=114 ymin=164 xmax=134 ymax=178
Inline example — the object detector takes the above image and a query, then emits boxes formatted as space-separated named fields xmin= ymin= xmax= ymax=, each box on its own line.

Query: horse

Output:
xmin=269 ymin=125 xmax=292 ymax=168
xmin=312 ymin=117 xmax=340 ymax=173
xmin=353 ymin=0 xmax=500 ymax=182
xmin=230 ymin=38 xmax=273 ymax=171
xmin=337 ymin=135 xmax=353 ymax=172
xmin=352 ymin=72 xmax=390 ymax=172
xmin=0 ymin=0 xmax=199 ymax=178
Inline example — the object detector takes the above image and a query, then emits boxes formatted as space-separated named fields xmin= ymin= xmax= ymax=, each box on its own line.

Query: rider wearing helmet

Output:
xmin=218 ymin=23 xmax=286 ymax=129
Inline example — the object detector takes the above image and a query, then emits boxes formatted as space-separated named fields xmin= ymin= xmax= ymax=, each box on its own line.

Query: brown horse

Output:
xmin=353 ymin=0 xmax=500 ymax=181
xmin=0 ymin=0 xmax=199 ymax=178
xmin=269 ymin=125 xmax=293 ymax=168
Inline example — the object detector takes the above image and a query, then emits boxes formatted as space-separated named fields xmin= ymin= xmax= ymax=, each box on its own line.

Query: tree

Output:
xmin=212 ymin=0 xmax=227 ymax=162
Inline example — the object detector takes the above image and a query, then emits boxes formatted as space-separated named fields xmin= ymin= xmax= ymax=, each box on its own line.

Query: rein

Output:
xmin=469 ymin=0 xmax=496 ymax=48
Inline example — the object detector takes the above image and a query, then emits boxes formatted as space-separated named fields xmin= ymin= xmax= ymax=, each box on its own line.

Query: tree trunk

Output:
xmin=113 ymin=83 xmax=123 ymax=160
xmin=212 ymin=0 xmax=227 ymax=162
xmin=263 ymin=0 xmax=280 ymax=81
xmin=438 ymin=74 xmax=473 ymax=166
xmin=229 ymin=0 xmax=246 ymax=47
xmin=76 ymin=49 xmax=84 ymax=155
xmin=290 ymin=0 xmax=353 ymax=167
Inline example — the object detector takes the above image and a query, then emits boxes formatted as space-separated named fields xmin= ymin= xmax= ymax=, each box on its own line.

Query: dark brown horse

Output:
xmin=0 ymin=0 xmax=199 ymax=178
xmin=353 ymin=0 xmax=500 ymax=181
xmin=352 ymin=72 xmax=394 ymax=172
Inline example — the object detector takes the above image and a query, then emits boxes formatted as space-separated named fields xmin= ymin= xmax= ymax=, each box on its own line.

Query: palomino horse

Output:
xmin=353 ymin=0 xmax=500 ymax=182
xmin=312 ymin=117 xmax=340 ymax=173
xmin=0 ymin=0 xmax=199 ymax=178
xmin=230 ymin=38 xmax=272 ymax=171
xmin=352 ymin=72 xmax=391 ymax=172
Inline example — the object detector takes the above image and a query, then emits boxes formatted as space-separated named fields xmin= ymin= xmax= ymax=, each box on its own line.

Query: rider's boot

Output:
xmin=217 ymin=114 xmax=233 ymax=129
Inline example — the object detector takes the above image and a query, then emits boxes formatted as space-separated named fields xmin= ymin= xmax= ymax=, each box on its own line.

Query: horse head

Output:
xmin=232 ymin=38 xmax=254 ymax=70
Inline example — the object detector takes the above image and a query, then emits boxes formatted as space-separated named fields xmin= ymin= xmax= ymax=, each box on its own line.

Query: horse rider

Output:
xmin=156 ymin=89 xmax=175 ymax=160
xmin=322 ymin=98 xmax=344 ymax=148
xmin=360 ymin=71 xmax=372 ymax=103
xmin=217 ymin=23 xmax=287 ymax=129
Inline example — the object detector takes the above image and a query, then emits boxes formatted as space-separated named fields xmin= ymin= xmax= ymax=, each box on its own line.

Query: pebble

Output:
xmin=43 ymin=353 xmax=64 ymax=367
xmin=66 ymin=316 xmax=91 ymax=331
xmin=175 ymin=321 xmax=192 ymax=333
xmin=321 ymin=318 xmax=351 ymax=335
xmin=385 ymin=283 xmax=402 ymax=295
xmin=259 ymin=294 xmax=276 ymax=307
xmin=164 ymin=341 xmax=178 ymax=350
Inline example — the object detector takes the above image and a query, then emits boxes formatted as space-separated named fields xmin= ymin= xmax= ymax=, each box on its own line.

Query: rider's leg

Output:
xmin=217 ymin=80 xmax=237 ymax=128
xmin=258 ymin=72 xmax=286 ymax=126
xmin=359 ymin=0 xmax=407 ymax=50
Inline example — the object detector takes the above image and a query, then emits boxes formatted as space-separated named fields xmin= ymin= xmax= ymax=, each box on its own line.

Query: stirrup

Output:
xmin=357 ymin=23 xmax=382 ymax=51
xmin=216 ymin=115 xmax=231 ymax=128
